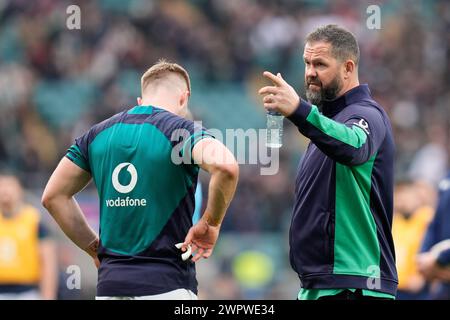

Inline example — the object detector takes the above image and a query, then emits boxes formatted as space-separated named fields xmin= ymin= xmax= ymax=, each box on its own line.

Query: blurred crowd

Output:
xmin=0 ymin=0 xmax=450 ymax=299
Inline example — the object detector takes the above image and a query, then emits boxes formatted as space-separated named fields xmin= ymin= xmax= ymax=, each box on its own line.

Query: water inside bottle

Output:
xmin=266 ymin=113 xmax=283 ymax=148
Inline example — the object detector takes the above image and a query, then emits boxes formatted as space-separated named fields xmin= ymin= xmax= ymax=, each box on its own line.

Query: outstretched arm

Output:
xmin=259 ymin=71 xmax=385 ymax=166
xmin=41 ymin=157 xmax=99 ymax=267
xmin=181 ymin=138 xmax=239 ymax=262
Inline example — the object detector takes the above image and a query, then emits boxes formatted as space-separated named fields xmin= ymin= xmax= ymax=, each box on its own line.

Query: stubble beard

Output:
xmin=305 ymin=75 xmax=343 ymax=110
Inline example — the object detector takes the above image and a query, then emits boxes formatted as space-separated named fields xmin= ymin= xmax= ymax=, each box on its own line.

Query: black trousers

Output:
xmin=318 ymin=289 xmax=391 ymax=300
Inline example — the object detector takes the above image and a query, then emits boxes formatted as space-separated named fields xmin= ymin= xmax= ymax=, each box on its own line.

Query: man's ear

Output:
xmin=180 ymin=90 xmax=190 ymax=108
xmin=344 ymin=60 xmax=356 ymax=79
xmin=137 ymin=97 xmax=143 ymax=105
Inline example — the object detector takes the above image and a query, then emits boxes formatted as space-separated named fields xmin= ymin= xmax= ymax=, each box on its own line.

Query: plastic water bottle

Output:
xmin=266 ymin=111 xmax=284 ymax=148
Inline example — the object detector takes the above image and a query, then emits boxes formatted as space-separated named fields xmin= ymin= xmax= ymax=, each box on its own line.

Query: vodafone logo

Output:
xmin=111 ymin=163 xmax=138 ymax=194
xmin=107 ymin=163 xmax=147 ymax=207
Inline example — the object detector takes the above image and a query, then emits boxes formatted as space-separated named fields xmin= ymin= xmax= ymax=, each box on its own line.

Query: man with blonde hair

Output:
xmin=42 ymin=60 xmax=239 ymax=300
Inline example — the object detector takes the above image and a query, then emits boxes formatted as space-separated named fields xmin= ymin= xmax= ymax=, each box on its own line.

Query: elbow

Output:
xmin=344 ymin=156 xmax=366 ymax=166
xmin=41 ymin=190 xmax=57 ymax=212
xmin=217 ymin=161 xmax=239 ymax=182
xmin=348 ymin=152 xmax=371 ymax=166
xmin=334 ymin=149 xmax=370 ymax=166
xmin=41 ymin=192 xmax=52 ymax=210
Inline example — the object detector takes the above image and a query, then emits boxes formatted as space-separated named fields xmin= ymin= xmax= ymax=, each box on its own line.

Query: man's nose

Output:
xmin=305 ymin=65 xmax=317 ymax=79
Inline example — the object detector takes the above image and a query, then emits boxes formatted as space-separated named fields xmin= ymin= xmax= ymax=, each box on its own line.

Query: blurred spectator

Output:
xmin=408 ymin=123 xmax=448 ymax=186
xmin=418 ymin=172 xmax=450 ymax=299
xmin=392 ymin=179 xmax=434 ymax=299
xmin=0 ymin=174 xmax=57 ymax=299
xmin=0 ymin=0 xmax=449 ymax=299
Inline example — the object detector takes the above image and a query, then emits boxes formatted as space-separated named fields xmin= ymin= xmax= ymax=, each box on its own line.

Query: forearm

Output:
xmin=287 ymin=101 xmax=373 ymax=165
xmin=44 ymin=196 xmax=98 ymax=258
xmin=203 ymin=167 xmax=238 ymax=226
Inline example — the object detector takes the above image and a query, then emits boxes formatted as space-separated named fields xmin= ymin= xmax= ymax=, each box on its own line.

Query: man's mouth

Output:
xmin=308 ymin=83 xmax=321 ymax=89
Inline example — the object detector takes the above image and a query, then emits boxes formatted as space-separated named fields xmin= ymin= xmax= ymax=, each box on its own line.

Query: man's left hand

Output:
xmin=181 ymin=217 xmax=220 ymax=263
xmin=258 ymin=71 xmax=300 ymax=117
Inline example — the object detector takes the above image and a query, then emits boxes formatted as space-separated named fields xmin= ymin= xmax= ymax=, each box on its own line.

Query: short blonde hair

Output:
xmin=141 ymin=59 xmax=191 ymax=94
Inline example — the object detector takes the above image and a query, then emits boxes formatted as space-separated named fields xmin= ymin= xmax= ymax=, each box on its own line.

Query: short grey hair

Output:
xmin=305 ymin=24 xmax=360 ymax=66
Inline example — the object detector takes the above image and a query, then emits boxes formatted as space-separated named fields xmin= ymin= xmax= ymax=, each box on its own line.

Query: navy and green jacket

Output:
xmin=287 ymin=84 xmax=398 ymax=296
xmin=66 ymin=105 xmax=212 ymax=297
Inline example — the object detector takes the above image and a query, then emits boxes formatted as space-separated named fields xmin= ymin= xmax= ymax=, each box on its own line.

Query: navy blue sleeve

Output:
xmin=66 ymin=130 xmax=91 ymax=172
xmin=165 ymin=115 xmax=215 ymax=165
xmin=287 ymin=100 xmax=386 ymax=166
xmin=180 ymin=121 xmax=215 ymax=159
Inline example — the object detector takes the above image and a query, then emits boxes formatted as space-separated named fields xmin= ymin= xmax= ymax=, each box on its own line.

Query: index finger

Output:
xmin=263 ymin=71 xmax=284 ymax=87
xmin=258 ymin=86 xmax=278 ymax=95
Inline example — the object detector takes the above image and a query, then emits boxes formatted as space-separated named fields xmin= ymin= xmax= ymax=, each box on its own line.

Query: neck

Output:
xmin=338 ymin=78 xmax=359 ymax=97
xmin=140 ymin=95 xmax=180 ymax=115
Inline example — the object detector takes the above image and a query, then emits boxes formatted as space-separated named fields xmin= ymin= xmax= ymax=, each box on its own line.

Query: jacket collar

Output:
xmin=321 ymin=84 xmax=372 ymax=117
